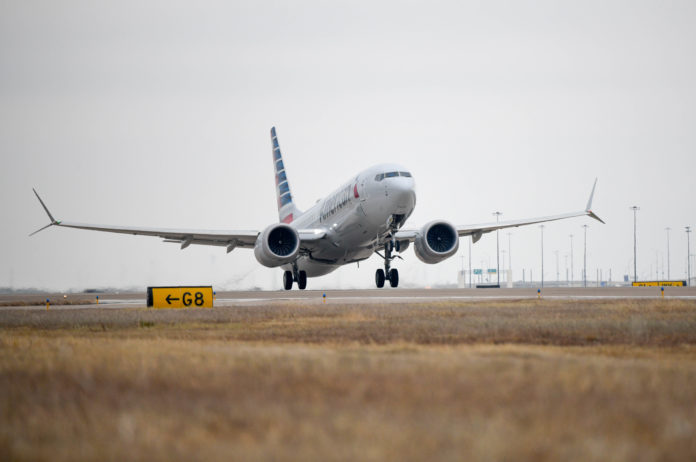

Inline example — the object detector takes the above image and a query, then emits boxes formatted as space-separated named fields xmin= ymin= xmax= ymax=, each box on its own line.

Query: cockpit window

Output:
xmin=375 ymin=171 xmax=412 ymax=181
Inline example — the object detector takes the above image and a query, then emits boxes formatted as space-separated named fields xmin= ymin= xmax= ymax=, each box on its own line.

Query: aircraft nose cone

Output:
xmin=388 ymin=178 xmax=416 ymax=211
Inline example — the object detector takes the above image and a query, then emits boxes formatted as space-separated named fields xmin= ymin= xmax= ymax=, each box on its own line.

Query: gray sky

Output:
xmin=1 ymin=0 xmax=695 ymax=291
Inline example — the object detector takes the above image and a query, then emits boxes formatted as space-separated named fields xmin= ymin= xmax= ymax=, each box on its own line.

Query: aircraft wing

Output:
xmin=394 ymin=179 xmax=604 ymax=244
xmin=452 ymin=208 xmax=603 ymax=243
xmin=30 ymin=189 xmax=326 ymax=252
xmin=50 ymin=221 xmax=260 ymax=251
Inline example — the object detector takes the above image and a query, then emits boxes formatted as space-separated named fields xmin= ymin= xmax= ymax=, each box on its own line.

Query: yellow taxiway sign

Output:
xmin=147 ymin=286 xmax=213 ymax=308
xmin=632 ymin=281 xmax=686 ymax=287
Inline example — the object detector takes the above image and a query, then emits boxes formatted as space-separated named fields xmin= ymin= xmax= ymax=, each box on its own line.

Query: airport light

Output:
xmin=687 ymin=226 xmax=692 ymax=286
xmin=539 ymin=225 xmax=545 ymax=288
xmin=583 ymin=224 xmax=589 ymax=288
xmin=666 ymin=227 xmax=671 ymax=280
xmin=493 ymin=211 xmax=502 ymax=286
xmin=630 ymin=206 xmax=640 ymax=282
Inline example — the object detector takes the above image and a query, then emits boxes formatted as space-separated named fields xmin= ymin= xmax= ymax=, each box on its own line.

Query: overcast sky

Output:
xmin=1 ymin=0 xmax=695 ymax=291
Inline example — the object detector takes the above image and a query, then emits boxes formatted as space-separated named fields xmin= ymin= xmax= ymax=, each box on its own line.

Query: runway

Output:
xmin=1 ymin=286 xmax=695 ymax=310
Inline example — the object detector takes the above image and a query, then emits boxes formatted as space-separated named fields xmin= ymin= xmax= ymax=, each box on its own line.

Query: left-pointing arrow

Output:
xmin=166 ymin=294 xmax=180 ymax=304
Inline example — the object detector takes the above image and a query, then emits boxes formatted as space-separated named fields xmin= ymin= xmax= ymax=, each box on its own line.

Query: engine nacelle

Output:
xmin=414 ymin=220 xmax=459 ymax=264
xmin=254 ymin=223 xmax=300 ymax=267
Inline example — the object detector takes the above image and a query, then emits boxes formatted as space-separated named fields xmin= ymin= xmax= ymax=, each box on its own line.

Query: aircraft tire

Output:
xmin=283 ymin=271 xmax=293 ymax=290
xmin=375 ymin=269 xmax=385 ymax=288
xmin=298 ymin=271 xmax=307 ymax=290
xmin=389 ymin=268 xmax=399 ymax=288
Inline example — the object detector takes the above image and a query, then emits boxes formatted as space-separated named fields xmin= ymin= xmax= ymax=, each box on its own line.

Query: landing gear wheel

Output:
xmin=298 ymin=271 xmax=307 ymax=290
xmin=389 ymin=268 xmax=399 ymax=288
xmin=375 ymin=269 xmax=385 ymax=288
xmin=283 ymin=271 xmax=293 ymax=290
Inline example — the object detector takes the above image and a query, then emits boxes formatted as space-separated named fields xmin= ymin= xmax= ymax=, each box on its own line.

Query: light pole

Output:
xmin=630 ymin=206 xmax=639 ymax=282
xmin=493 ymin=211 xmax=502 ymax=286
xmin=569 ymin=234 xmax=574 ymax=287
xmin=507 ymin=232 xmax=512 ymax=284
xmin=666 ymin=227 xmax=671 ymax=280
xmin=540 ymin=225 xmax=545 ymax=288
xmin=554 ymin=250 xmax=560 ymax=284
xmin=501 ymin=250 xmax=507 ymax=284
xmin=468 ymin=237 xmax=472 ymax=288
xmin=687 ymin=226 xmax=692 ymax=286
xmin=583 ymin=224 xmax=589 ymax=288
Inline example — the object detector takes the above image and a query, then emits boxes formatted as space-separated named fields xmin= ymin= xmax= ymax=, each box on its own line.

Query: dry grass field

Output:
xmin=2 ymin=298 xmax=696 ymax=461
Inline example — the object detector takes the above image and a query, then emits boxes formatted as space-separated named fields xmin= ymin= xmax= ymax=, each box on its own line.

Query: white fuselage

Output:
xmin=284 ymin=163 xmax=416 ymax=277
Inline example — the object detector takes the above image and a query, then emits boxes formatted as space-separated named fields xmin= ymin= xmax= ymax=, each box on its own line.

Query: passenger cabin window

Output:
xmin=375 ymin=171 xmax=412 ymax=181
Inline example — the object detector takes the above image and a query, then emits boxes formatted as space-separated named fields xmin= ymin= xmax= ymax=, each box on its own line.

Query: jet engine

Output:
xmin=414 ymin=220 xmax=459 ymax=264
xmin=254 ymin=223 xmax=300 ymax=267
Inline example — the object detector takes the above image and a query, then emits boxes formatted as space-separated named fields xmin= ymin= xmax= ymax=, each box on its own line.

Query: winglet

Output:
xmin=30 ymin=188 xmax=60 ymax=236
xmin=584 ymin=179 xmax=605 ymax=224
xmin=585 ymin=178 xmax=597 ymax=212
xmin=33 ymin=188 xmax=56 ymax=223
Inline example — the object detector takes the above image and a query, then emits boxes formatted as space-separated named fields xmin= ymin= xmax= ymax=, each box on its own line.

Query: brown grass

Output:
xmin=1 ymin=299 xmax=696 ymax=461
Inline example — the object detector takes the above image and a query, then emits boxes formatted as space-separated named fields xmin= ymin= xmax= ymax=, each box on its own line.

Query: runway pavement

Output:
xmin=1 ymin=286 xmax=695 ymax=310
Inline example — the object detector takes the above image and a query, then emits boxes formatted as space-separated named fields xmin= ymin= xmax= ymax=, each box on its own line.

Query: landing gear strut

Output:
xmin=283 ymin=263 xmax=307 ymax=291
xmin=375 ymin=240 xmax=399 ymax=288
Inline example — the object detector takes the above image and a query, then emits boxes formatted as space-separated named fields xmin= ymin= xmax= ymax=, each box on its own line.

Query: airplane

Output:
xmin=31 ymin=126 xmax=604 ymax=290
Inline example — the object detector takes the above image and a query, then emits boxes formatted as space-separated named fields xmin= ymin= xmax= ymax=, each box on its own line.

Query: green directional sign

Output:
xmin=473 ymin=269 xmax=483 ymax=275
xmin=487 ymin=268 xmax=497 ymax=274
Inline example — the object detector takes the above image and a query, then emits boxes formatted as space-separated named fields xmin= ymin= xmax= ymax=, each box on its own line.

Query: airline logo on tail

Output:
xmin=271 ymin=127 xmax=295 ymax=224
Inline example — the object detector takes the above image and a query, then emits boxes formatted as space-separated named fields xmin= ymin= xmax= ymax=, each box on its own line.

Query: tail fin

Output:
xmin=270 ymin=127 xmax=301 ymax=223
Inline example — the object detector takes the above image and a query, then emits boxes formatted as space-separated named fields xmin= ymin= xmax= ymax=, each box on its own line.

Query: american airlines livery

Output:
xmin=32 ymin=127 xmax=604 ymax=290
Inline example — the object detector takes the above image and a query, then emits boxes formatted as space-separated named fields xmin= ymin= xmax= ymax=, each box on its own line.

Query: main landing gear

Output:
xmin=283 ymin=262 xmax=306 ymax=291
xmin=375 ymin=240 xmax=399 ymax=288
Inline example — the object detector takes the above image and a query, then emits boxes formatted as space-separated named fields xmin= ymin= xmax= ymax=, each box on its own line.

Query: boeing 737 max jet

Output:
xmin=32 ymin=127 xmax=604 ymax=290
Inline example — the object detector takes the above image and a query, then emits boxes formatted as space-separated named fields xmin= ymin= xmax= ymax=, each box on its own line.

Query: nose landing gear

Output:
xmin=375 ymin=240 xmax=400 ymax=288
